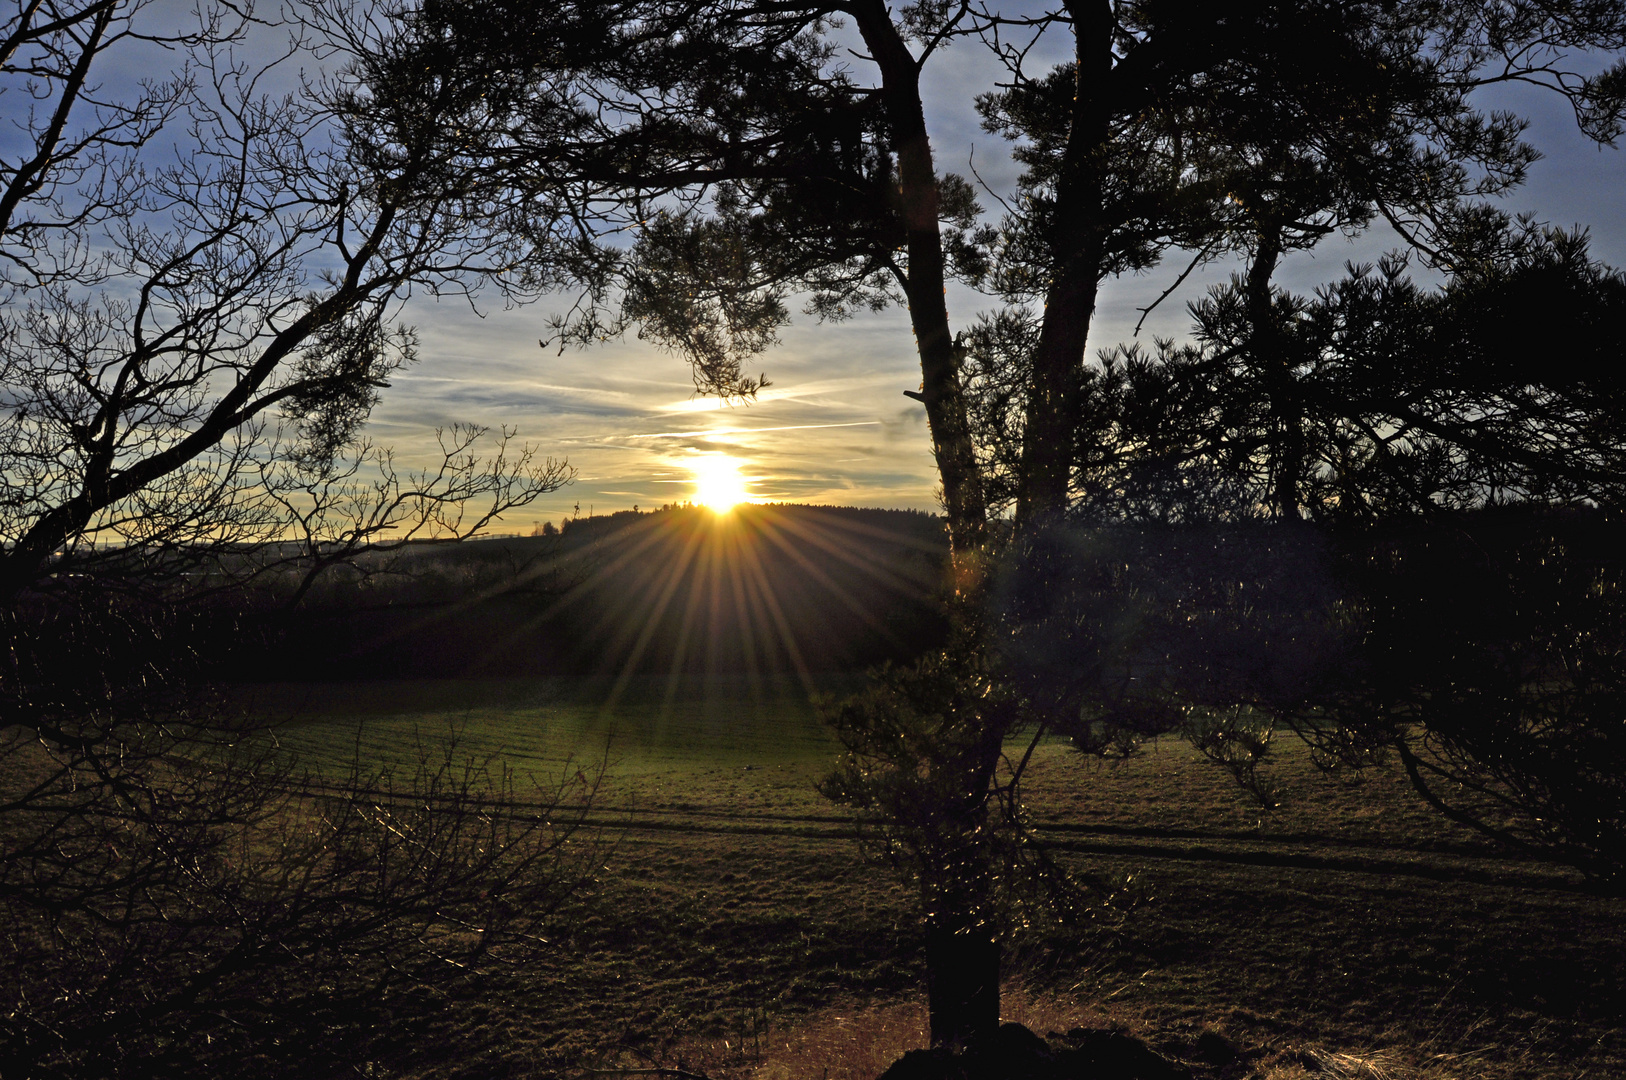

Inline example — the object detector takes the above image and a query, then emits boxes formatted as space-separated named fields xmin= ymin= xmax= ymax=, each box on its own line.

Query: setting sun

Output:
xmin=690 ymin=455 xmax=751 ymax=512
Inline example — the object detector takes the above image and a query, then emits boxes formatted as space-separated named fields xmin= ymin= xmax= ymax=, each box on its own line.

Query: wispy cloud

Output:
xmin=355 ymin=51 xmax=1626 ymax=532
xmin=624 ymin=421 xmax=882 ymax=440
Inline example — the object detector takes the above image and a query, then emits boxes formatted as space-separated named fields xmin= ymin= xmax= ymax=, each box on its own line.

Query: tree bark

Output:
xmin=1244 ymin=224 xmax=1304 ymax=520
xmin=1014 ymin=0 xmax=1114 ymax=531
xmin=850 ymin=1 xmax=986 ymax=561
xmin=846 ymin=10 xmax=996 ymax=1045
xmin=1014 ymin=2 xmax=1257 ymax=529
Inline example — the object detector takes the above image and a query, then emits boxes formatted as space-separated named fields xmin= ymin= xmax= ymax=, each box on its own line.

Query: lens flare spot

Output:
xmin=691 ymin=455 xmax=750 ymax=513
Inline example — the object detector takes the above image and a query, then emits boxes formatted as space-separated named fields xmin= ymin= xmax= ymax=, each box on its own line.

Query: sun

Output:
xmin=690 ymin=454 xmax=751 ymax=513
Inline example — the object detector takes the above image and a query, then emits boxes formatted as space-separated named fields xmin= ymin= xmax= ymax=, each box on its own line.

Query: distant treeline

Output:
xmin=241 ymin=504 xmax=950 ymax=681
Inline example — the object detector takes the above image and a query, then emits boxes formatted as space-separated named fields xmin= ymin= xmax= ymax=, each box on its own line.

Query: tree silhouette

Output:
xmin=0 ymin=4 xmax=629 ymax=1072
xmin=1072 ymin=226 xmax=1626 ymax=525
xmin=0 ymin=0 xmax=597 ymax=603
xmin=1028 ymin=223 xmax=1626 ymax=887
xmin=407 ymin=0 xmax=1626 ymax=1049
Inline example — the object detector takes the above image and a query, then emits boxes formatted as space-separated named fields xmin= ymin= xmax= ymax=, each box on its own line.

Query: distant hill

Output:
xmin=254 ymin=504 xmax=950 ymax=681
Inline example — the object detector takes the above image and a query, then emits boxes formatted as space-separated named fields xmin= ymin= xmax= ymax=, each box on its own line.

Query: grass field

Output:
xmin=243 ymin=678 xmax=1626 ymax=1080
xmin=243 ymin=674 xmax=851 ymax=776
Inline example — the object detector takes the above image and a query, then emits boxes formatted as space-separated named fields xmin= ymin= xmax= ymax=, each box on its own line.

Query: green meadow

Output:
xmin=244 ymin=674 xmax=853 ymax=777
xmin=238 ymin=678 xmax=1626 ymax=1080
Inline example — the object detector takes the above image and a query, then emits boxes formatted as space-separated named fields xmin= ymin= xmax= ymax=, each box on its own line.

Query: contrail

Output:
xmin=625 ymin=421 xmax=882 ymax=439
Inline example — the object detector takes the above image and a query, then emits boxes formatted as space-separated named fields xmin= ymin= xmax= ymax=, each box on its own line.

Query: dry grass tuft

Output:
xmin=736 ymin=992 xmax=1508 ymax=1080
xmin=742 ymin=986 xmax=1131 ymax=1080
xmin=1260 ymin=1043 xmax=1506 ymax=1080
xmin=1299 ymin=1049 xmax=1412 ymax=1080
xmin=997 ymin=985 xmax=1128 ymax=1039
xmin=748 ymin=999 xmax=925 ymax=1080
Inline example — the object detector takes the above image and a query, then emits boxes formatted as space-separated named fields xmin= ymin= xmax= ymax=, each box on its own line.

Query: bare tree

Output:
xmin=0 ymin=4 xmax=627 ymax=1074
xmin=0 ymin=0 xmax=587 ymax=602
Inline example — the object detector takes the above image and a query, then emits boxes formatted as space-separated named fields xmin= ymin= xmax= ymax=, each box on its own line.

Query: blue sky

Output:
xmin=369 ymin=19 xmax=1626 ymax=529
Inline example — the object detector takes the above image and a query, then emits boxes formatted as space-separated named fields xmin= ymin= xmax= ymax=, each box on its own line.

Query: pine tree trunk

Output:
xmin=848 ymin=4 xmax=999 ymax=1045
xmin=1015 ymin=0 xmax=1114 ymax=530
xmin=925 ymin=926 xmax=1000 ymax=1047
xmin=852 ymin=1 xmax=985 ymax=560
xmin=1245 ymin=226 xmax=1303 ymax=520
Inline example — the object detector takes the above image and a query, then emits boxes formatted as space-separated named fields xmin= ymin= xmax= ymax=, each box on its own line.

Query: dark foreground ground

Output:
xmin=259 ymin=678 xmax=1622 ymax=1080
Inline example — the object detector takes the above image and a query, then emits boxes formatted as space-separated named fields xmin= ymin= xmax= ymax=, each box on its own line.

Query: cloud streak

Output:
xmin=355 ymin=34 xmax=1626 ymax=531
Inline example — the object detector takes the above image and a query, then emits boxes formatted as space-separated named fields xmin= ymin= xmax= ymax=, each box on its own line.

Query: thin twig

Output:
xmin=967 ymin=145 xmax=1016 ymax=219
xmin=1133 ymin=238 xmax=1221 ymax=336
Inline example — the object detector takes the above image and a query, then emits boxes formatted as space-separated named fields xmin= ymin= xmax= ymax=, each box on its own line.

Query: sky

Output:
xmin=364 ymin=16 xmax=1626 ymax=531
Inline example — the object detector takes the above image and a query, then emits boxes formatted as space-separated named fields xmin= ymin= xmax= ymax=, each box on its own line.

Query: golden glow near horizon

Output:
xmin=690 ymin=454 xmax=751 ymax=512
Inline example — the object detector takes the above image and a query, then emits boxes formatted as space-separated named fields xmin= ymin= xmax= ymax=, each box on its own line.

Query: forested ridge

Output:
xmin=242 ymin=504 xmax=950 ymax=679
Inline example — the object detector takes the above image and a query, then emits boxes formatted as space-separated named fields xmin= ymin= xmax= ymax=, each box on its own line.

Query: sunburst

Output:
xmin=691 ymin=454 xmax=751 ymax=513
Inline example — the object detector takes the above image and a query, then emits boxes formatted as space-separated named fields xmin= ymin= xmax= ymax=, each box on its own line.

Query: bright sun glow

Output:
xmin=691 ymin=455 xmax=750 ymax=513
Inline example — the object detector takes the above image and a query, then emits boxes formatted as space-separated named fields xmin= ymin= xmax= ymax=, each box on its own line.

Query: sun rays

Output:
xmin=502 ymin=504 xmax=941 ymax=717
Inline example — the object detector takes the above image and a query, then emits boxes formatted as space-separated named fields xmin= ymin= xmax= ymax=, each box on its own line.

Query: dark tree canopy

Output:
xmin=1338 ymin=505 xmax=1626 ymax=891
xmin=426 ymin=0 xmax=1626 ymax=1046
xmin=315 ymin=0 xmax=1626 ymax=1052
xmin=10 ymin=0 xmax=1626 ymax=1062
xmin=1055 ymin=226 xmax=1626 ymax=525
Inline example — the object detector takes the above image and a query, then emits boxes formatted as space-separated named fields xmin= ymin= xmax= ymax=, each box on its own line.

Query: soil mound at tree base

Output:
xmin=879 ymin=1023 xmax=1193 ymax=1080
